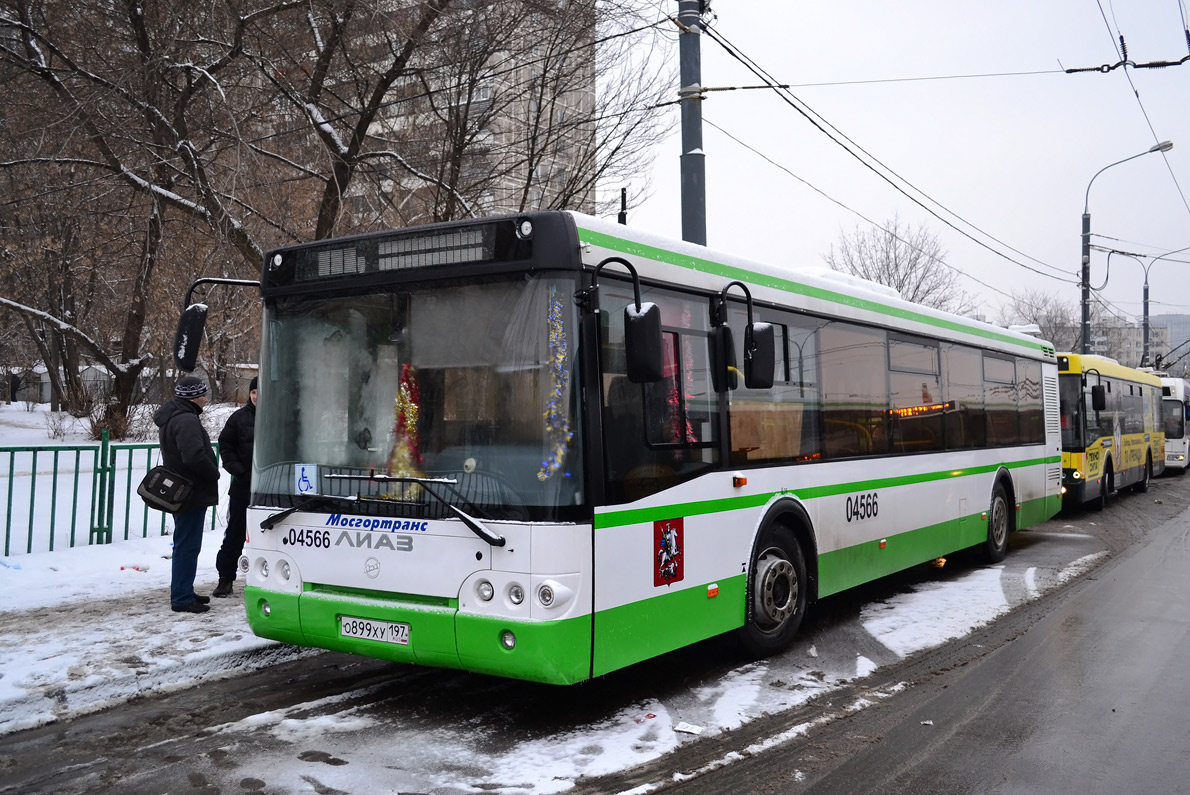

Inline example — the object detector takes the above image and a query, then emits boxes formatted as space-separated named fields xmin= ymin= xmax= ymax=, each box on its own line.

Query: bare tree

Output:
xmin=0 ymin=0 xmax=672 ymax=435
xmin=823 ymin=215 xmax=979 ymax=316
xmin=996 ymin=289 xmax=1080 ymax=352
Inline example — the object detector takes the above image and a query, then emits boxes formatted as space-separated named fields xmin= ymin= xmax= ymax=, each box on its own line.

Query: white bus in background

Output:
xmin=1161 ymin=376 xmax=1190 ymax=472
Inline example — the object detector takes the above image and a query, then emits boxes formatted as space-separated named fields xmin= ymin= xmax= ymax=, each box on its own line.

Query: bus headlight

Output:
xmin=537 ymin=579 xmax=574 ymax=609
xmin=258 ymin=558 xmax=270 ymax=579
xmin=1072 ymin=470 xmax=1082 ymax=479
xmin=508 ymin=583 xmax=525 ymax=605
xmin=477 ymin=580 xmax=494 ymax=601
xmin=501 ymin=630 xmax=517 ymax=649
xmin=278 ymin=560 xmax=291 ymax=581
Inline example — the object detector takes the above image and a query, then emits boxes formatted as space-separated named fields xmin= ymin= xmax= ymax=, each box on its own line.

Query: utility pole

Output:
xmin=677 ymin=0 xmax=707 ymax=245
xmin=1080 ymin=212 xmax=1091 ymax=354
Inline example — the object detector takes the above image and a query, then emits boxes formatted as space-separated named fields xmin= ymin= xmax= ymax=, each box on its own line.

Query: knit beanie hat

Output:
xmin=175 ymin=375 xmax=209 ymax=399
xmin=249 ymin=375 xmax=259 ymax=391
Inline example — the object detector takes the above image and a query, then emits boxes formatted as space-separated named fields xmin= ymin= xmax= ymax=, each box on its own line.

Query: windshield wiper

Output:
xmin=324 ymin=473 xmax=506 ymax=547
xmin=260 ymin=494 xmax=358 ymax=530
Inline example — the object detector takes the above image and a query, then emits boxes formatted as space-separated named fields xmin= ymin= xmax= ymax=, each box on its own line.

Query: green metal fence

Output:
xmin=2 ymin=430 xmax=220 ymax=556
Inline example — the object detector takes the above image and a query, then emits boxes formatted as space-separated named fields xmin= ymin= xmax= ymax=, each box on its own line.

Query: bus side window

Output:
xmin=820 ymin=322 xmax=887 ymax=459
xmin=942 ymin=344 xmax=985 ymax=449
xmin=983 ymin=354 xmax=1019 ymax=447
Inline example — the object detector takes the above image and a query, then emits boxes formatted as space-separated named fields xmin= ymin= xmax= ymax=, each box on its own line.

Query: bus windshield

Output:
xmin=1163 ymin=398 xmax=1186 ymax=439
xmin=253 ymin=274 xmax=583 ymax=521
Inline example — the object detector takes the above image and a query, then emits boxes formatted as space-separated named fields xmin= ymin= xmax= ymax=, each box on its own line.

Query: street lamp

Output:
xmin=1141 ymin=244 xmax=1190 ymax=367
xmin=1081 ymin=140 xmax=1173 ymax=354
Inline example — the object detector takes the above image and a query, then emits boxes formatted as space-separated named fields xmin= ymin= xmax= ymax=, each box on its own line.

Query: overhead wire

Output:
xmin=699 ymin=20 xmax=1076 ymax=284
xmin=1088 ymin=1 xmax=1190 ymax=216
xmin=702 ymin=118 xmax=1046 ymax=304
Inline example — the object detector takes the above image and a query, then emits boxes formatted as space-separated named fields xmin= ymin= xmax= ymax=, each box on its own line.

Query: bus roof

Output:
xmin=1056 ymin=352 xmax=1164 ymax=386
xmin=567 ymin=211 xmax=1056 ymax=360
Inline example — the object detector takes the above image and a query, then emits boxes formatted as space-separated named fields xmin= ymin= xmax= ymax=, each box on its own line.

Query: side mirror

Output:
xmin=744 ymin=321 xmax=775 ymax=389
xmin=1091 ymin=384 xmax=1106 ymax=412
xmin=710 ymin=325 xmax=738 ymax=392
xmin=174 ymin=304 xmax=209 ymax=373
xmin=625 ymin=301 xmax=664 ymax=383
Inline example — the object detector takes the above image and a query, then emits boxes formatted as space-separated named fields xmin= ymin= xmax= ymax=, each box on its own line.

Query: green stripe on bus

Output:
xmin=594 ymin=456 xmax=1059 ymax=529
xmin=576 ymin=226 xmax=1049 ymax=353
xmin=592 ymin=575 xmax=747 ymax=677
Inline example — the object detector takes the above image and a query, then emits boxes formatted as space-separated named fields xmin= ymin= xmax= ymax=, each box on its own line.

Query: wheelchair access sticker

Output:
xmin=295 ymin=464 xmax=318 ymax=496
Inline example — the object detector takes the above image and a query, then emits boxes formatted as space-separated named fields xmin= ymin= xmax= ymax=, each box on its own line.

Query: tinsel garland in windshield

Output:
xmin=538 ymin=286 xmax=573 ymax=481
xmin=387 ymin=362 xmax=423 ymax=500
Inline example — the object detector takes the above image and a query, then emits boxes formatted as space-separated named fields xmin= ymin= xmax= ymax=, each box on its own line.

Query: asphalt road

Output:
xmin=2 ymin=474 xmax=1187 ymax=794
xmin=616 ymin=473 xmax=1190 ymax=795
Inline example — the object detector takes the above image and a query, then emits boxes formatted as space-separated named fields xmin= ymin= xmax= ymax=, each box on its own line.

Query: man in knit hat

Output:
xmin=213 ymin=374 xmax=257 ymax=597
xmin=153 ymin=375 xmax=220 ymax=613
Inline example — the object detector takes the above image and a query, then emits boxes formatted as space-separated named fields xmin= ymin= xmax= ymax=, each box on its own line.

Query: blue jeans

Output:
xmin=171 ymin=507 xmax=207 ymax=607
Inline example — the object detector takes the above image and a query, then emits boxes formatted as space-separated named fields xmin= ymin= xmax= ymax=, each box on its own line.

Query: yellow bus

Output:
xmin=1058 ymin=353 xmax=1165 ymax=509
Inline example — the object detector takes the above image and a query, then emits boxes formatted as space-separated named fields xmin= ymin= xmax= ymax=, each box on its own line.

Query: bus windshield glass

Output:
xmin=253 ymin=274 xmax=583 ymax=521
xmin=1163 ymin=398 xmax=1186 ymax=439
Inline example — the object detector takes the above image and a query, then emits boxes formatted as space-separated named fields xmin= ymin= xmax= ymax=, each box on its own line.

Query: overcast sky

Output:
xmin=629 ymin=1 xmax=1190 ymax=328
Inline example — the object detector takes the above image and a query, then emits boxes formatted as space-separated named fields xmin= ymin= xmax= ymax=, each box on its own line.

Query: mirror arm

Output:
xmin=182 ymin=277 xmax=260 ymax=310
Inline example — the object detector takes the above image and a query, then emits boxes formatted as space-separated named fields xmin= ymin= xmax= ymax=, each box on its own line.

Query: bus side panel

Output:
xmin=591 ymin=486 xmax=759 ymax=678
xmin=590 ymin=575 xmax=746 ymax=677
xmin=817 ymin=512 xmax=982 ymax=597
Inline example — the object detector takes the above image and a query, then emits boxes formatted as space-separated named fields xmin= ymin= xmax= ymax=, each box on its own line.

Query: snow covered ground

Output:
xmin=0 ymin=402 xmax=1110 ymax=792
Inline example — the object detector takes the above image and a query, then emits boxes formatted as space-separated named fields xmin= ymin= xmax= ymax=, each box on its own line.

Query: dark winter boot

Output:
xmin=212 ymin=578 xmax=234 ymax=598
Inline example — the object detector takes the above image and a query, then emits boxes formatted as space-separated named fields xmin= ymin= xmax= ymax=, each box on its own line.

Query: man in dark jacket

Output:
xmin=213 ymin=375 xmax=256 ymax=597
xmin=154 ymin=375 xmax=220 ymax=614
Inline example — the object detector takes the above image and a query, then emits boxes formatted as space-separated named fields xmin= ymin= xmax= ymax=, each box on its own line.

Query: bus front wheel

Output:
xmin=737 ymin=524 xmax=807 ymax=659
xmin=981 ymin=483 xmax=1010 ymax=563
xmin=1095 ymin=463 xmax=1114 ymax=511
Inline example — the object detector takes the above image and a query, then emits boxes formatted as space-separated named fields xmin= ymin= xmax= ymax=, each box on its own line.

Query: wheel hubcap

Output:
xmin=991 ymin=498 xmax=1007 ymax=547
xmin=753 ymin=549 xmax=796 ymax=630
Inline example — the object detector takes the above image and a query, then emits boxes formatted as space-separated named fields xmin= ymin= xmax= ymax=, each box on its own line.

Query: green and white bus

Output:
xmin=177 ymin=211 xmax=1062 ymax=685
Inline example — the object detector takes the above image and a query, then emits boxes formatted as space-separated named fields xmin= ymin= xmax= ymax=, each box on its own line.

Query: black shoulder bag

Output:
xmin=137 ymin=466 xmax=194 ymax=514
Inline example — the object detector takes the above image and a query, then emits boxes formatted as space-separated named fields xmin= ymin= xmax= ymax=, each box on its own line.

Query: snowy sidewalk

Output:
xmin=0 ymin=530 xmax=314 ymax=736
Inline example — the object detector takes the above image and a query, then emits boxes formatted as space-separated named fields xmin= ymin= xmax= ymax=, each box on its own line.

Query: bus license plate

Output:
xmin=339 ymin=616 xmax=410 ymax=645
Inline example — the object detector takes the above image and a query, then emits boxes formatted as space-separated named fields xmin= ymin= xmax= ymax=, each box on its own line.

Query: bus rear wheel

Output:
xmin=1131 ymin=454 xmax=1151 ymax=493
xmin=737 ymin=524 xmax=807 ymax=659
xmin=981 ymin=483 xmax=1010 ymax=563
